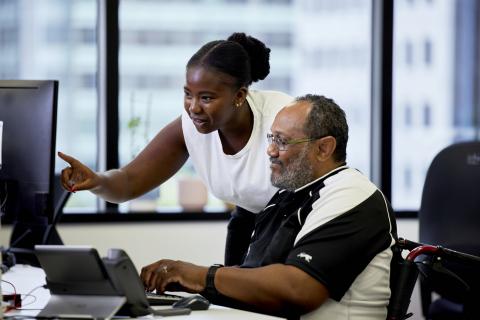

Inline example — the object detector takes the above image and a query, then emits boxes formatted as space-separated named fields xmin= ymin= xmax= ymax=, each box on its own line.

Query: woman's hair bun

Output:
xmin=227 ymin=33 xmax=271 ymax=83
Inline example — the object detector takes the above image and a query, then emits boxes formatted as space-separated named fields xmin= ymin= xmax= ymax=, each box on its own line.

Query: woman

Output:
xmin=59 ymin=32 xmax=293 ymax=265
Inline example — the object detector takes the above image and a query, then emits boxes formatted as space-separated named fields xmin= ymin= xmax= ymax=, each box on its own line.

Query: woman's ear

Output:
xmin=316 ymin=136 xmax=337 ymax=161
xmin=235 ymin=86 xmax=248 ymax=105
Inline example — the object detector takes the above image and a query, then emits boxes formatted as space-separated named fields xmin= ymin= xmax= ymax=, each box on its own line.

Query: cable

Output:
xmin=18 ymin=284 xmax=46 ymax=308
xmin=1 ymin=279 xmax=18 ymax=312
xmin=1 ymin=281 xmax=47 ymax=312
xmin=1 ymin=279 xmax=17 ymax=297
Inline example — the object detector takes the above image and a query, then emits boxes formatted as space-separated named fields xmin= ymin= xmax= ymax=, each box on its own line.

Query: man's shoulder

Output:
xmin=318 ymin=167 xmax=376 ymax=193
xmin=292 ymin=168 xmax=380 ymax=225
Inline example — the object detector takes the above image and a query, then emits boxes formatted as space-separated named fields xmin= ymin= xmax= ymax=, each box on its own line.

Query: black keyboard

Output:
xmin=145 ymin=292 xmax=184 ymax=306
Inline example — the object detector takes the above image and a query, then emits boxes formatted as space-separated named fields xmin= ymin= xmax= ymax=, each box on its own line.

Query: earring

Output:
xmin=235 ymin=102 xmax=242 ymax=108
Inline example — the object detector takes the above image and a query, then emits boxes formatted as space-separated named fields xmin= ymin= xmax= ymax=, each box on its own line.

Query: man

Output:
xmin=141 ymin=94 xmax=397 ymax=319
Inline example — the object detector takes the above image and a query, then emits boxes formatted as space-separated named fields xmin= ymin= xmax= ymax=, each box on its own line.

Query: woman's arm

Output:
xmin=118 ymin=116 xmax=188 ymax=200
xmin=60 ymin=116 xmax=188 ymax=203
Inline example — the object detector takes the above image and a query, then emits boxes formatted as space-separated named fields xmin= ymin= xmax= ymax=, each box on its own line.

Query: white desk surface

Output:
xmin=1 ymin=264 xmax=282 ymax=319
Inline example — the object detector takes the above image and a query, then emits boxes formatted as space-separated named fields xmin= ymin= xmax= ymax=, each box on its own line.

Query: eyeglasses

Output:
xmin=267 ymin=133 xmax=320 ymax=151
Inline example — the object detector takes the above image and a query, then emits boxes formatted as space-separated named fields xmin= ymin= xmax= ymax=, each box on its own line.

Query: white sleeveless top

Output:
xmin=181 ymin=90 xmax=293 ymax=213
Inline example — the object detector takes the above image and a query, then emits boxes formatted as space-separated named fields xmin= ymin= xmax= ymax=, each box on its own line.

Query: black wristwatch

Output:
xmin=204 ymin=264 xmax=223 ymax=296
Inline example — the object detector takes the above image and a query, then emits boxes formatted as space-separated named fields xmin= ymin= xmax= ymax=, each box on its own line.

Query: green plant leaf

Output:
xmin=128 ymin=117 xmax=141 ymax=129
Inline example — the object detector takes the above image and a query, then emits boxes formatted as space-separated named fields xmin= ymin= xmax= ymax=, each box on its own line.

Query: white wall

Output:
xmin=0 ymin=221 xmax=229 ymax=269
xmin=1 ymin=218 xmax=424 ymax=319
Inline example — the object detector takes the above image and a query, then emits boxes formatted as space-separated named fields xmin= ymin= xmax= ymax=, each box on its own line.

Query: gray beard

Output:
xmin=270 ymin=147 xmax=316 ymax=191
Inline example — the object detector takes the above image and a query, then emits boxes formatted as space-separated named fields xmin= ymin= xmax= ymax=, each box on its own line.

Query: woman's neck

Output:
xmin=218 ymin=101 xmax=254 ymax=155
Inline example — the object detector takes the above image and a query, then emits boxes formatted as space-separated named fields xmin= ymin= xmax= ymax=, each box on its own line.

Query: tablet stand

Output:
xmin=38 ymin=294 xmax=126 ymax=320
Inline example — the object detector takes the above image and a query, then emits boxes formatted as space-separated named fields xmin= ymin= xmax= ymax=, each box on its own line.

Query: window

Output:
xmin=5 ymin=1 xmax=440 ymax=220
xmin=118 ymin=0 xmax=372 ymax=213
xmin=392 ymin=0 xmax=480 ymax=210
xmin=0 ymin=0 xmax=98 ymax=212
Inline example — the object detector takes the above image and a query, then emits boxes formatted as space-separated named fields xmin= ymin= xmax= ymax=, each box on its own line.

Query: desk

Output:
xmin=2 ymin=265 xmax=281 ymax=319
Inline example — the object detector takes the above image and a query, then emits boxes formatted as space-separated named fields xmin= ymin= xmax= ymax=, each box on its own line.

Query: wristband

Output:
xmin=204 ymin=264 xmax=223 ymax=296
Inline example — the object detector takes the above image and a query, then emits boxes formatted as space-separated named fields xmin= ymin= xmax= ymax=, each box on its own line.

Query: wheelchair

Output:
xmin=387 ymin=238 xmax=480 ymax=320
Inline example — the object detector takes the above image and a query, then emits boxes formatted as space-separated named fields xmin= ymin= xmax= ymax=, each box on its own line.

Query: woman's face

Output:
xmin=184 ymin=66 xmax=244 ymax=134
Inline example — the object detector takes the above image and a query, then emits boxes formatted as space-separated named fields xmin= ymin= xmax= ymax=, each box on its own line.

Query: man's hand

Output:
xmin=140 ymin=259 xmax=209 ymax=294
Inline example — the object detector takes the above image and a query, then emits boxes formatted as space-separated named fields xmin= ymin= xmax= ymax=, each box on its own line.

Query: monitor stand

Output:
xmin=38 ymin=294 xmax=126 ymax=320
xmin=6 ymin=174 xmax=70 ymax=267
xmin=7 ymin=221 xmax=63 ymax=266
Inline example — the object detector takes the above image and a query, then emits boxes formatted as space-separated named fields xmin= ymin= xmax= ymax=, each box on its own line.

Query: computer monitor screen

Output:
xmin=0 ymin=80 xmax=59 ymax=263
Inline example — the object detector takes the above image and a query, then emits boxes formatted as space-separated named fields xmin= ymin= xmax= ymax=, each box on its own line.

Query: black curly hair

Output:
xmin=187 ymin=32 xmax=271 ymax=88
xmin=296 ymin=94 xmax=349 ymax=163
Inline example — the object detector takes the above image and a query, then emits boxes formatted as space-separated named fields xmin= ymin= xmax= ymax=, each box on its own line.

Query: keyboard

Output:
xmin=145 ymin=291 xmax=184 ymax=306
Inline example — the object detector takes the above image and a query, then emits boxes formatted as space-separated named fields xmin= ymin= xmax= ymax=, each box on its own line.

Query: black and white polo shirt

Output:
xmin=242 ymin=166 xmax=397 ymax=320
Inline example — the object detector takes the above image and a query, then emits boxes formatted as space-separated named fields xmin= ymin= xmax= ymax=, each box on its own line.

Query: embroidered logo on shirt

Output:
xmin=297 ymin=252 xmax=312 ymax=263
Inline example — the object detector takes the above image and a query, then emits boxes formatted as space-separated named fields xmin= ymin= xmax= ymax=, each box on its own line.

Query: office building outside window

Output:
xmin=404 ymin=103 xmax=413 ymax=127
xmin=392 ymin=0 xmax=480 ymax=210
xmin=424 ymin=38 xmax=432 ymax=65
xmin=0 ymin=0 xmax=98 ymax=211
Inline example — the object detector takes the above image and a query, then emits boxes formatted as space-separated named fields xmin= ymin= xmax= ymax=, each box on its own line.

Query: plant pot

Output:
xmin=178 ymin=178 xmax=208 ymax=212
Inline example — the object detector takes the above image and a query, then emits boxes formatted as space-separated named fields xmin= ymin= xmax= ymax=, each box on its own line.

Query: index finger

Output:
xmin=58 ymin=151 xmax=78 ymax=166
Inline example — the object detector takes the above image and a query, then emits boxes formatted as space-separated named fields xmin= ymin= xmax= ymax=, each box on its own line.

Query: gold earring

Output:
xmin=236 ymin=102 xmax=242 ymax=108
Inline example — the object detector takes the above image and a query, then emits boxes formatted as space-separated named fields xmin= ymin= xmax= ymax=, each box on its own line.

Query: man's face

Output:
xmin=270 ymin=146 xmax=315 ymax=191
xmin=268 ymin=101 xmax=316 ymax=191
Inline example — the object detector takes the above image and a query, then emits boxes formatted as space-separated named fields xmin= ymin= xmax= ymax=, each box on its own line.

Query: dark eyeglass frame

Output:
xmin=266 ymin=133 xmax=324 ymax=151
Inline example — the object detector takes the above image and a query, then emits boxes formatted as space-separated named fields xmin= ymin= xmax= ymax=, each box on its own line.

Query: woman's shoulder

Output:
xmin=248 ymin=89 xmax=293 ymax=104
xmin=247 ymin=90 xmax=294 ymax=116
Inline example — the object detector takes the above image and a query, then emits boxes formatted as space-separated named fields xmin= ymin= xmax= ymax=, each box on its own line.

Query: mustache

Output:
xmin=270 ymin=157 xmax=282 ymax=166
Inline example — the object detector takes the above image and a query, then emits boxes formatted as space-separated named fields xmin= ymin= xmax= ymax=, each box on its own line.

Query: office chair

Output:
xmin=418 ymin=141 xmax=480 ymax=319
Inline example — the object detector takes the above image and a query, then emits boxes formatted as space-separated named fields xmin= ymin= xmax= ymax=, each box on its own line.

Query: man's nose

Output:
xmin=267 ymin=143 xmax=279 ymax=157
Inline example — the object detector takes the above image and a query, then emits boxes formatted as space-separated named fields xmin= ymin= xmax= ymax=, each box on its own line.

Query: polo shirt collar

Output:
xmin=290 ymin=164 xmax=349 ymax=193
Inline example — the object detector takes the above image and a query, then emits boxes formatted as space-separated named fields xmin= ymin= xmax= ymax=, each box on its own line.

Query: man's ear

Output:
xmin=316 ymin=136 xmax=337 ymax=161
